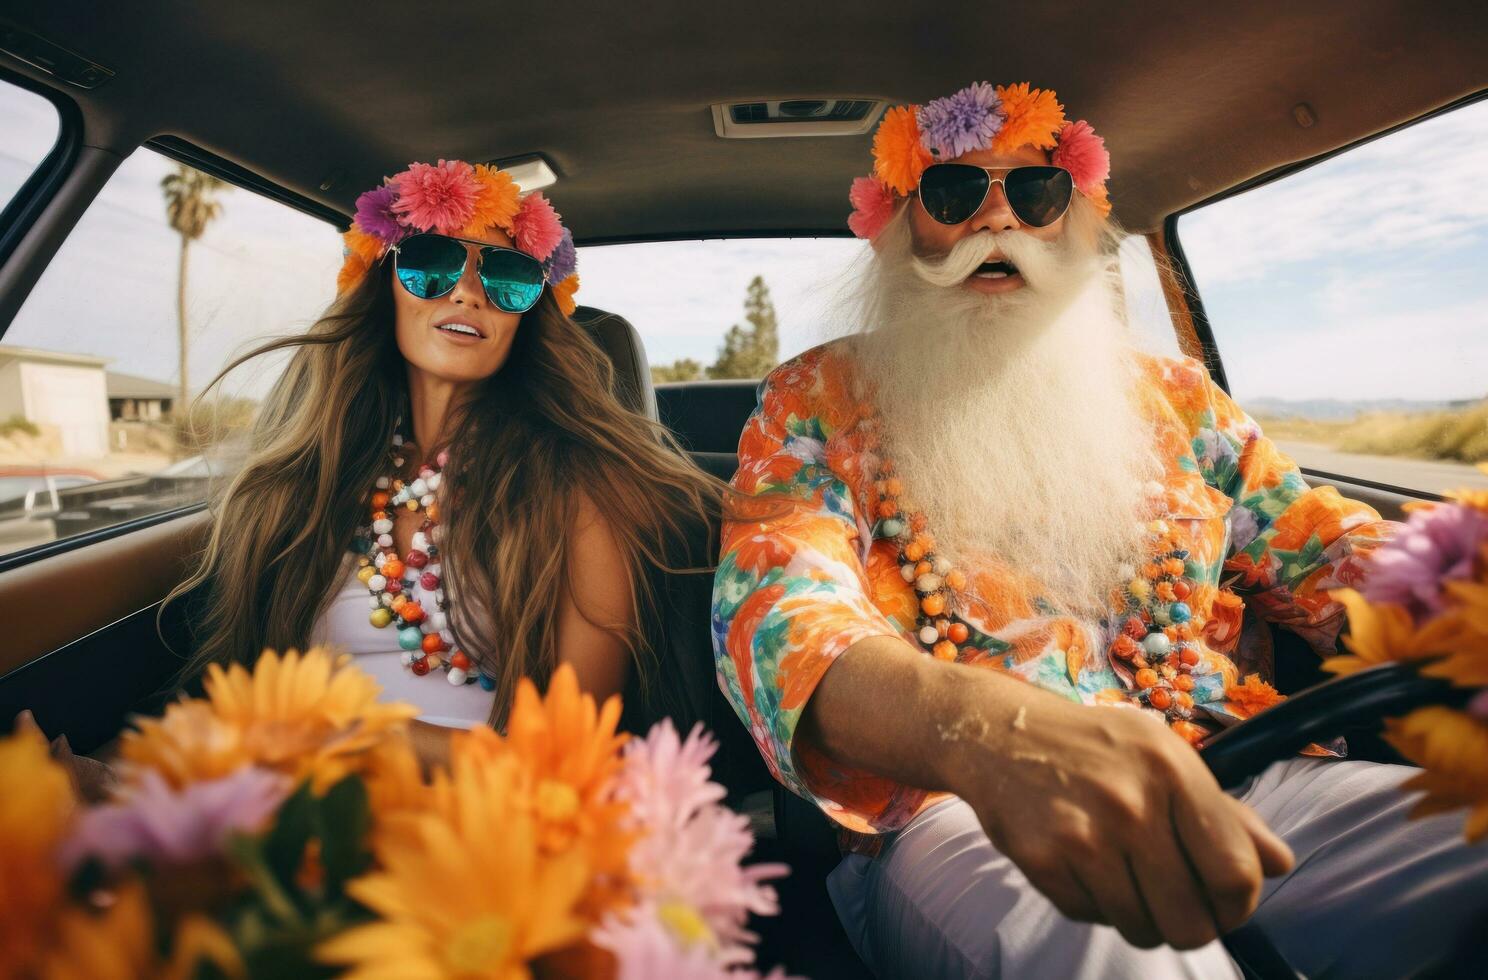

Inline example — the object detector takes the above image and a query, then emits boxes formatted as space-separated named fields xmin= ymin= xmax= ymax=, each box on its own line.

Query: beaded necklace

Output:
xmin=355 ymin=432 xmax=489 ymax=690
xmin=872 ymin=454 xmax=1210 ymax=744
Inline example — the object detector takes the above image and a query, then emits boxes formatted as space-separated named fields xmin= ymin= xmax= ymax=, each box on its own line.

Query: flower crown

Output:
xmin=336 ymin=158 xmax=581 ymax=315
xmin=848 ymin=81 xmax=1112 ymax=239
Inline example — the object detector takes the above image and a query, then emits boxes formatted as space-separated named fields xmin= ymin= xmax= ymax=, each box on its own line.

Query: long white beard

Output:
xmin=851 ymin=205 xmax=1159 ymax=614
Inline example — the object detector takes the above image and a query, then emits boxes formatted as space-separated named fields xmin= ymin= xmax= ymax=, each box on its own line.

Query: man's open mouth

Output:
xmin=971 ymin=260 xmax=1020 ymax=280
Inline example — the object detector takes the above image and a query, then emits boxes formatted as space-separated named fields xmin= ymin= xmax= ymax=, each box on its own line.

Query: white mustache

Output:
xmin=910 ymin=230 xmax=1064 ymax=289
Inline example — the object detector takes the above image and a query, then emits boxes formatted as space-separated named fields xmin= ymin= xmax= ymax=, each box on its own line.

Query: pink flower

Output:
xmin=591 ymin=911 xmax=798 ymax=980
xmin=847 ymin=176 xmax=896 ymax=240
xmin=59 ymin=766 xmax=290 ymax=872
xmin=614 ymin=722 xmax=788 ymax=960
xmin=511 ymin=191 xmax=565 ymax=261
xmin=1052 ymin=120 xmax=1111 ymax=194
xmin=389 ymin=159 xmax=480 ymax=235
xmin=1362 ymin=502 xmax=1488 ymax=621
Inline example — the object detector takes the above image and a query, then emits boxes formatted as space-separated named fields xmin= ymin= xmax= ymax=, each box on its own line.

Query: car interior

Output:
xmin=1 ymin=2 xmax=1485 ymax=977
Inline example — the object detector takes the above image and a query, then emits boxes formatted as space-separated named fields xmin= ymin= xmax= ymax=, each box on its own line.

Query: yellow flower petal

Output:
xmin=1384 ymin=707 xmax=1488 ymax=843
xmin=119 ymin=647 xmax=416 ymax=792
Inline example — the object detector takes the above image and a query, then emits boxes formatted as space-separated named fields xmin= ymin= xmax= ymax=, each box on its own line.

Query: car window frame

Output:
xmin=0 ymin=118 xmax=350 ymax=572
xmin=0 ymin=65 xmax=82 ymax=274
xmin=1162 ymin=86 xmax=1488 ymax=503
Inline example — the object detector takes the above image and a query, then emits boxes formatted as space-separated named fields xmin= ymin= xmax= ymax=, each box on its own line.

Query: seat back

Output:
xmin=655 ymin=379 xmax=759 ymax=453
xmin=572 ymin=305 xmax=657 ymax=421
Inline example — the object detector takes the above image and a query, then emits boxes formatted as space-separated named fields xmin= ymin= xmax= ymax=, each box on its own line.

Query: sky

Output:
xmin=1178 ymin=98 xmax=1488 ymax=403
xmin=1 ymin=81 xmax=1485 ymax=408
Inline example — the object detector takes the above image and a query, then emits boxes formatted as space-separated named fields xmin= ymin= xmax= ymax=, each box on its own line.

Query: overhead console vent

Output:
xmin=711 ymin=99 xmax=886 ymax=138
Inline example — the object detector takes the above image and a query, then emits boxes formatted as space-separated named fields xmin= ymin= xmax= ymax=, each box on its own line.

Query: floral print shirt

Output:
xmin=712 ymin=342 xmax=1394 ymax=835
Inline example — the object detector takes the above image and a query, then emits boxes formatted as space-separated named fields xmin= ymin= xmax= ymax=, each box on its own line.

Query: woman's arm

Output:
xmin=554 ymin=494 xmax=634 ymax=705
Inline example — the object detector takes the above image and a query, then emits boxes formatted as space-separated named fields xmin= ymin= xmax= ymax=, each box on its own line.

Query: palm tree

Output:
xmin=160 ymin=164 xmax=227 ymax=413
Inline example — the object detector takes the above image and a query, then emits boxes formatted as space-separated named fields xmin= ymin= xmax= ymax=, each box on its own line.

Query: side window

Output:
xmin=0 ymin=144 xmax=340 ymax=557
xmin=0 ymin=77 xmax=61 ymax=216
xmin=1177 ymin=98 xmax=1488 ymax=497
xmin=1118 ymin=235 xmax=1182 ymax=359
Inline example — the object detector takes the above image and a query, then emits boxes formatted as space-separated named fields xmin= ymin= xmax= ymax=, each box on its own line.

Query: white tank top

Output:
xmin=310 ymin=562 xmax=496 ymax=728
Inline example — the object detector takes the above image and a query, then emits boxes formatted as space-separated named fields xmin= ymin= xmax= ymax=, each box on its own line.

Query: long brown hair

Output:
xmin=164 ymin=259 xmax=721 ymax=727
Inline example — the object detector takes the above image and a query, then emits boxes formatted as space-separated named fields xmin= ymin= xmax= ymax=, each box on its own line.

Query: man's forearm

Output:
xmin=797 ymin=634 xmax=1059 ymax=796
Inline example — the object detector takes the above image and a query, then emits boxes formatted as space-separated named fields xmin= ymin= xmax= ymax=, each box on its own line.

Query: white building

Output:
xmin=107 ymin=371 xmax=176 ymax=422
xmin=0 ymin=344 xmax=111 ymax=457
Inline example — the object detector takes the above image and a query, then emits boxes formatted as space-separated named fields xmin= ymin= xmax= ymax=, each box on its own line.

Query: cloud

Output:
xmin=1179 ymin=99 xmax=1488 ymax=285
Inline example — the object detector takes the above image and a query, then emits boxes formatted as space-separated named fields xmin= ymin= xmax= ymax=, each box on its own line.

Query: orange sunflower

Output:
xmin=552 ymin=273 xmax=581 ymax=316
xmin=993 ymin=83 xmax=1066 ymax=152
xmin=119 ymin=647 xmax=417 ymax=793
xmin=453 ymin=664 xmax=634 ymax=918
xmin=872 ymin=105 xmax=932 ymax=195
xmin=38 ymin=882 xmax=243 ymax=980
xmin=319 ymin=752 xmax=591 ymax=979
xmin=463 ymin=163 xmax=523 ymax=238
xmin=1321 ymin=589 xmax=1483 ymax=677
xmin=1384 ymin=707 xmax=1488 ymax=842
xmin=0 ymin=726 xmax=76 ymax=977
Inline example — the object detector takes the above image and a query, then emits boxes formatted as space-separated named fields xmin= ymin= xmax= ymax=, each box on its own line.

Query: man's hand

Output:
xmin=802 ymin=637 xmax=1294 ymax=951
xmin=950 ymin=695 xmax=1294 ymax=950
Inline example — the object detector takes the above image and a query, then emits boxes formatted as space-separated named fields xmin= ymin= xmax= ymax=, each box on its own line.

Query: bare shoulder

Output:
xmin=566 ymin=491 xmax=634 ymax=626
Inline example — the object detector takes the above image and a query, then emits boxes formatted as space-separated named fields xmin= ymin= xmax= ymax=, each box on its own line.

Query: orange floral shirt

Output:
xmin=712 ymin=342 xmax=1394 ymax=835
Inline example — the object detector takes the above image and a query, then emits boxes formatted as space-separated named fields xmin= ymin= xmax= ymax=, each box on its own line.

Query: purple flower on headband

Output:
xmin=544 ymin=227 xmax=577 ymax=283
xmin=918 ymin=82 xmax=1005 ymax=159
xmin=1361 ymin=501 xmax=1488 ymax=621
xmin=353 ymin=183 xmax=404 ymax=243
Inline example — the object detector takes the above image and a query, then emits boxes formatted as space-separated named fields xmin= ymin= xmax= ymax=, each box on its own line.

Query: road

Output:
xmin=1276 ymin=440 xmax=1488 ymax=496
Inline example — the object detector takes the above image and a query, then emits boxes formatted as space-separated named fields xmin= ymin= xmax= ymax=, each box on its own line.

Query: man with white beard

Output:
xmin=713 ymin=82 xmax=1488 ymax=977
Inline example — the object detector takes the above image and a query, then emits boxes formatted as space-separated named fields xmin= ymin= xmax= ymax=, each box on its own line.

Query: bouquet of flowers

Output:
xmin=1325 ymin=465 xmax=1488 ymax=841
xmin=0 ymin=650 xmax=793 ymax=978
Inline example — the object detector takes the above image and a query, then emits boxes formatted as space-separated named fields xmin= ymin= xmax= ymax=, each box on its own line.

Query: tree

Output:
xmin=651 ymin=358 xmax=705 ymax=384
xmin=707 ymin=275 xmax=779 ymax=380
xmin=161 ymin=164 xmax=228 ymax=414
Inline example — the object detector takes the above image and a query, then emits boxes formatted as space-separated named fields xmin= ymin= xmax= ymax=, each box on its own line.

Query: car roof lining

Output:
xmin=1 ymin=2 xmax=1485 ymax=240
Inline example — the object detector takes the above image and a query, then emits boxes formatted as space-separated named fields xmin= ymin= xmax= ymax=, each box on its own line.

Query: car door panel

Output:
xmin=0 ymin=510 xmax=207 ymax=747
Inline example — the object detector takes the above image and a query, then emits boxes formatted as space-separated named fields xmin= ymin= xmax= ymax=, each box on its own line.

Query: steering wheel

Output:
xmin=1198 ymin=660 xmax=1470 ymax=789
xmin=1197 ymin=660 xmax=1474 ymax=979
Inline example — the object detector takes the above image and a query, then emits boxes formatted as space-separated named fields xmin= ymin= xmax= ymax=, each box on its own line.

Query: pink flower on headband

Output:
xmin=847 ymin=176 xmax=896 ymax=239
xmin=512 ymin=191 xmax=564 ymax=261
xmin=353 ymin=183 xmax=404 ymax=243
xmin=390 ymin=159 xmax=480 ymax=235
xmin=1052 ymin=120 xmax=1111 ymax=194
xmin=918 ymin=82 xmax=1005 ymax=159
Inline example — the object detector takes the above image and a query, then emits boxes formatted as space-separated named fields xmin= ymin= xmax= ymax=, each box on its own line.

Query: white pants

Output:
xmin=827 ymin=759 xmax=1488 ymax=979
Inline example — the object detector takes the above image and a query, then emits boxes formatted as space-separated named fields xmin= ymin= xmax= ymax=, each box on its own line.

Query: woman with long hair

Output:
xmin=165 ymin=159 xmax=717 ymax=760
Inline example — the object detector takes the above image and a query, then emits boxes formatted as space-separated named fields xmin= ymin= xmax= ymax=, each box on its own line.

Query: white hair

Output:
xmin=848 ymin=196 xmax=1160 ymax=614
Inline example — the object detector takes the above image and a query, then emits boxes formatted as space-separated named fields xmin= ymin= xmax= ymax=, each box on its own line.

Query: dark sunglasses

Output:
xmin=918 ymin=164 xmax=1074 ymax=228
xmin=390 ymin=232 xmax=547 ymax=314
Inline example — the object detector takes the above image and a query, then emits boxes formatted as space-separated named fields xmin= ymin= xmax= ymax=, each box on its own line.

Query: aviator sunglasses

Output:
xmin=918 ymin=163 xmax=1075 ymax=228
xmin=390 ymin=232 xmax=547 ymax=314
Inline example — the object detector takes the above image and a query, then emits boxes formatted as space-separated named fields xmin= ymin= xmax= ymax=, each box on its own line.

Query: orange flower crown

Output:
xmin=336 ymin=158 xmax=580 ymax=315
xmin=848 ymin=81 xmax=1113 ymax=239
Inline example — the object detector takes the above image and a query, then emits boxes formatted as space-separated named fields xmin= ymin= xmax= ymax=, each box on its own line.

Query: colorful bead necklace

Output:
xmin=871 ymin=452 xmax=1210 ymax=744
xmin=355 ymin=432 xmax=489 ymax=690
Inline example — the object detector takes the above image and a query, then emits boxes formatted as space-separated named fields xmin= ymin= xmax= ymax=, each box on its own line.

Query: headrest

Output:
xmin=571 ymin=305 xmax=657 ymax=421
